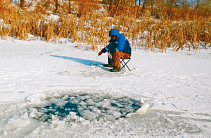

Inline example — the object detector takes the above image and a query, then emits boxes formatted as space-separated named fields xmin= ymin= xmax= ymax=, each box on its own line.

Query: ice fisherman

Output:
xmin=98 ymin=29 xmax=131 ymax=72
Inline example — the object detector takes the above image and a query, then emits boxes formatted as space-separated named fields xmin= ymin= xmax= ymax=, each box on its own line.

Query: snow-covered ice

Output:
xmin=0 ymin=39 xmax=211 ymax=137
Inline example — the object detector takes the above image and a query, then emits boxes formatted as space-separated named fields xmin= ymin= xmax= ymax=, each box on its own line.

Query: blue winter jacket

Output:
xmin=102 ymin=29 xmax=131 ymax=54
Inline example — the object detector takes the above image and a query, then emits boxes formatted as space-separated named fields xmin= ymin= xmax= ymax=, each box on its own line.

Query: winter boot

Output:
xmin=110 ymin=68 xmax=121 ymax=72
xmin=103 ymin=64 xmax=113 ymax=67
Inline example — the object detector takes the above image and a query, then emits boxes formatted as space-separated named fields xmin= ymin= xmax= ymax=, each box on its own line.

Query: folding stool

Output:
xmin=120 ymin=58 xmax=131 ymax=71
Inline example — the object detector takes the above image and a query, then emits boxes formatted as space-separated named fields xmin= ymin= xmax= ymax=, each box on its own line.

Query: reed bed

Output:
xmin=0 ymin=0 xmax=210 ymax=52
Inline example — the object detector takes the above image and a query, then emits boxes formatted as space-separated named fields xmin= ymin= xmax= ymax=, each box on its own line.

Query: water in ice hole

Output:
xmin=32 ymin=93 xmax=142 ymax=123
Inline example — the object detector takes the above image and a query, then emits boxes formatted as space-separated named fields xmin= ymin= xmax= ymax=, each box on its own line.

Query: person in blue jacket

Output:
xmin=98 ymin=29 xmax=131 ymax=72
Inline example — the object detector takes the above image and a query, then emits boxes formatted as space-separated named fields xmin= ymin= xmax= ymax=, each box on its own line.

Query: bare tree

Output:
xmin=195 ymin=0 xmax=200 ymax=9
xmin=55 ymin=0 xmax=58 ymax=12
xmin=0 ymin=0 xmax=3 ymax=13
xmin=69 ymin=0 xmax=71 ymax=14
xmin=20 ymin=0 xmax=24 ymax=7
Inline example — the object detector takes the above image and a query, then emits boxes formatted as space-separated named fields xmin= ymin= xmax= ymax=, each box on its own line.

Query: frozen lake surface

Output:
xmin=0 ymin=39 xmax=211 ymax=137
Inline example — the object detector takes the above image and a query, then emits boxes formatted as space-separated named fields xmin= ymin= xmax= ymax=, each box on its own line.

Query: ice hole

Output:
xmin=31 ymin=93 xmax=142 ymax=123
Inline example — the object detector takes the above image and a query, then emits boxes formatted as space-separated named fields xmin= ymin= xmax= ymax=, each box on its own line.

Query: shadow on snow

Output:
xmin=50 ymin=55 xmax=104 ymax=66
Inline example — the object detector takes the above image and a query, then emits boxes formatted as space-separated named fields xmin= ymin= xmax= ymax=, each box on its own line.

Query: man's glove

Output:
xmin=98 ymin=51 xmax=103 ymax=56
xmin=101 ymin=48 xmax=107 ymax=53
